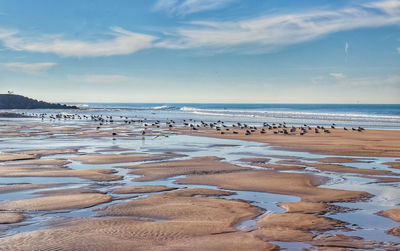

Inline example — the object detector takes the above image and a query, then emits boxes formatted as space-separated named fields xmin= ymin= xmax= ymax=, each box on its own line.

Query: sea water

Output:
xmin=3 ymin=103 xmax=399 ymax=129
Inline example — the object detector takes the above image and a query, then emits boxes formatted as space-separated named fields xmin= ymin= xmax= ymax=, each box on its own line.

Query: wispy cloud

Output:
xmin=1 ymin=62 xmax=56 ymax=74
xmin=330 ymin=73 xmax=346 ymax=80
xmin=0 ymin=27 xmax=156 ymax=57
xmin=156 ymin=0 xmax=400 ymax=52
xmin=154 ymin=0 xmax=235 ymax=16
xmin=68 ymin=74 xmax=130 ymax=83
xmin=397 ymin=47 xmax=400 ymax=53
xmin=339 ymin=75 xmax=400 ymax=87
xmin=0 ymin=1 xmax=399 ymax=57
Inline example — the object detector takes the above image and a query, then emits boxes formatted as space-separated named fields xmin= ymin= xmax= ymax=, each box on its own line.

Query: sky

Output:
xmin=0 ymin=0 xmax=399 ymax=103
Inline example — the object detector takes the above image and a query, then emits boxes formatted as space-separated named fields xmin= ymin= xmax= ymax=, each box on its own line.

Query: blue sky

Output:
xmin=0 ymin=0 xmax=399 ymax=103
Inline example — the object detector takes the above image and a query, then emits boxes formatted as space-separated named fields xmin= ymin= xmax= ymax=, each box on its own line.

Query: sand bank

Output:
xmin=70 ymin=153 xmax=183 ymax=164
xmin=100 ymin=188 xmax=255 ymax=226
xmin=0 ymin=187 xmax=279 ymax=250
xmin=179 ymin=127 xmax=400 ymax=157
xmin=13 ymin=148 xmax=78 ymax=156
xmin=0 ymin=217 xmax=277 ymax=251
xmin=177 ymin=170 xmax=371 ymax=203
xmin=4 ymin=159 xmax=70 ymax=166
xmin=0 ymin=192 xmax=112 ymax=211
xmin=126 ymin=156 xmax=249 ymax=181
xmin=311 ymin=234 xmax=382 ymax=249
xmin=308 ymin=157 xmax=372 ymax=163
xmin=112 ymin=185 xmax=176 ymax=194
xmin=0 ymin=212 xmax=24 ymax=224
xmin=277 ymin=201 xmax=331 ymax=214
xmin=378 ymin=208 xmax=400 ymax=222
xmin=0 ymin=165 xmax=122 ymax=181
xmin=0 ymin=153 xmax=37 ymax=162
xmin=387 ymin=227 xmax=400 ymax=237
xmin=304 ymin=163 xmax=394 ymax=175
xmin=240 ymin=158 xmax=305 ymax=170
xmin=0 ymin=183 xmax=64 ymax=194
xmin=253 ymin=212 xmax=346 ymax=242
xmin=385 ymin=161 xmax=400 ymax=169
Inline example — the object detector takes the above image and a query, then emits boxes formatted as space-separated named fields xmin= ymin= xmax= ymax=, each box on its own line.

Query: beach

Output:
xmin=0 ymin=111 xmax=400 ymax=250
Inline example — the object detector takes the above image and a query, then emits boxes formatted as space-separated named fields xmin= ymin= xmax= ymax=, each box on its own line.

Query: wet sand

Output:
xmin=70 ymin=153 xmax=183 ymax=164
xmin=302 ymin=162 xmax=395 ymax=175
xmin=0 ymin=188 xmax=278 ymax=250
xmin=179 ymin=127 xmax=400 ymax=157
xmin=239 ymin=158 xmax=305 ymax=170
xmin=0 ymin=183 xmax=64 ymax=193
xmin=100 ymin=188 xmax=255 ymax=224
xmin=0 ymin=212 xmax=24 ymax=224
xmin=125 ymin=156 xmax=249 ymax=181
xmin=12 ymin=148 xmax=78 ymax=156
xmin=277 ymin=201 xmax=331 ymax=214
xmin=0 ymin=217 xmax=277 ymax=251
xmin=177 ymin=170 xmax=371 ymax=203
xmin=4 ymin=159 xmax=70 ymax=166
xmin=0 ymin=192 xmax=112 ymax=211
xmin=0 ymin=165 xmax=122 ymax=181
xmin=1 ymin=120 xmax=400 ymax=250
xmin=385 ymin=161 xmax=400 ymax=169
xmin=254 ymin=212 xmax=346 ymax=242
xmin=112 ymin=185 xmax=176 ymax=194
xmin=378 ymin=208 xmax=400 ymax=222
xmin=0 ymin=153 xmax=36 ymax=162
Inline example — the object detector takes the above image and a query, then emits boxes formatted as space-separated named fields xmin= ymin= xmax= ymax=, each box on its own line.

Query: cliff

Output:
xmin=0 ymin=94 xmax=78 ymax=109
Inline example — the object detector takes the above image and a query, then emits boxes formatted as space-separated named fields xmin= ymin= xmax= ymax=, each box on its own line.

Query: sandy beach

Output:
xmin=0 ymin=118 xmax=399 ymax=250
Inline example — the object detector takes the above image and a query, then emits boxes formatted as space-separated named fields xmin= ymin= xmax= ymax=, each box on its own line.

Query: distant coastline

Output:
xmin=0 ymin=94 xmax=78 ymax=109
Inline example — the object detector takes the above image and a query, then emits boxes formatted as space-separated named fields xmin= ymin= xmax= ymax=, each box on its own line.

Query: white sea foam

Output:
xmin=179 ymin=106 xmax=400 ymax=123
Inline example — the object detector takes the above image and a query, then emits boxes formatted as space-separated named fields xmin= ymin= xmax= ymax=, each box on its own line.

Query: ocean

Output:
xmin=3 ymin=103 xmax=400 ymax=129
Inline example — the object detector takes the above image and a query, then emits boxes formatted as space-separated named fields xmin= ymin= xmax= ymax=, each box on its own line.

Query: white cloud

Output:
xmin=363 ymin=0 xmax=400 ymax=15
xmin=1 ymin=62 xmax=56 ymax=74
xmin=397 ymin=47 xmax=400 ymax=53
xmin=68 ymin=74 xmax=130 ymax=83
xmin=315 ymin=74 xmax=400 ymax=87
xmin=340 ymin=75 xmax=400 ymax=87
xmin=156 ymin=0 xmax=400 ymax=51
xmin=330 ymin=73 xmax=346 ymax=80
xmin=0 ymin=1 xmax=399 ymax=56
xmin=0 ymin=27 xmax=157 ymax=57
xmin=154 ymin=0 xmax=235 ymax=16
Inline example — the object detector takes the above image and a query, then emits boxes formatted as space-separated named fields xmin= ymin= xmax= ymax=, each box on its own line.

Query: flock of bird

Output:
xmin=27 ymin=112 xmax=366 ymax=138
